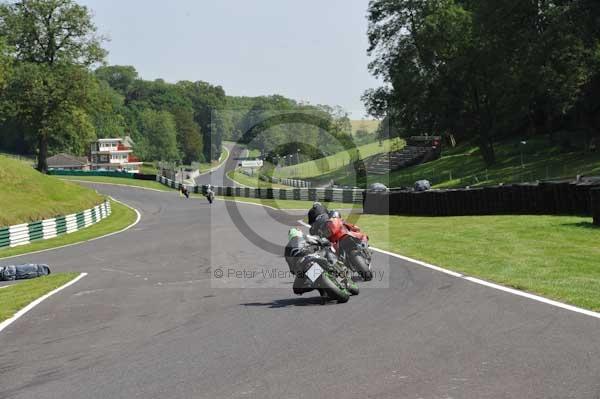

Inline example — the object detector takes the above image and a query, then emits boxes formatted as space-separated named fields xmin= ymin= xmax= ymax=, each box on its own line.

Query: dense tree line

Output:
xmin=0 ymin=0 xmax=229 ymax=171
xmin=229 ymin=95 xmax=355 ymax=160
xmin=0 ymin=0 xmax=357 ymax=172
xmin=364 ymin=0 xmax=600 ymax=164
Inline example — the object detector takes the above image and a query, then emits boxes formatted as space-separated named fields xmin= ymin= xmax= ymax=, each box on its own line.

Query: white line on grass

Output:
xmin=61 ymin=179 xmax=168 ymax=192
xmin=297 ymin=219 xmax=600 ymax=320
xmin=0 ymin=198 xmax=141 ymax=261
xmin=0 ymin=272 xmax=88 ymax=334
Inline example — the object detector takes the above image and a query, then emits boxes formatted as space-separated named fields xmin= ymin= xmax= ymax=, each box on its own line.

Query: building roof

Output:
xmin=47 ymin=153 xmax=89 ymax=167
xmin=97 ymin=138 xmax=122 ymax=142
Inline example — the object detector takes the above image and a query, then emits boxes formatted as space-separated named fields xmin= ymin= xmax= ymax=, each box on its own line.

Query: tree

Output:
xmin=177 ymin=80 xmax=227 ymax=161
xmin=0 ymin=0 xmax=106 ymax=172
xmin=86 ymin=78 xmax=127 ymax=138
xmin=4 ymin=63 xmax=97 ymax=158
xmin=172 ymin=107 xmax=203 ymax=164
xmin=364 ymin=0 xmax=600 ymax=165
xmin=95 ymin=65 xmax=138 ymax=95
xmin=0 ymin=38 xmax=10 ymax=89
xmin=135 ymin=109 xmax=179 ymax=162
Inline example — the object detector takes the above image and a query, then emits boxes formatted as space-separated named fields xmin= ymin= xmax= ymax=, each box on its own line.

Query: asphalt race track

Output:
xmin=1 ymin=174 xmax=599 ymax=398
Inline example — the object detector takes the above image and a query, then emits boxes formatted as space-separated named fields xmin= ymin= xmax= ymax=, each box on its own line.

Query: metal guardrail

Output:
xmin=156 ymin=176 xmax=363 ymax=204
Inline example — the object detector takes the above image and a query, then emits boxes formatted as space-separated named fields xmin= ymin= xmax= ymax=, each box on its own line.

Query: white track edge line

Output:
xmin=60 ymin=179 xmax=168 ymax=192
xmin=196 ymin=145 xmax=230 ymax=177
xmin=297 ymin=219 xmax=600 ymax=320
xmin=0 ymin=198 xmax=141 ymax=261
xmin=0 ymin=272 xmax=88 ymax=334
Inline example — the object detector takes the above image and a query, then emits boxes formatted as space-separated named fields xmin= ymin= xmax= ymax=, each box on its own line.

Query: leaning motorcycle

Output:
xmin=203 ymin=184 xmax=215 ymax=204
xmin=320 ymin=218 xmax=374 ymax=281
xmin=292 ymin=236 xmax=358 ymax=303
xmin=206 ymin=190 xmax=215 ymax=204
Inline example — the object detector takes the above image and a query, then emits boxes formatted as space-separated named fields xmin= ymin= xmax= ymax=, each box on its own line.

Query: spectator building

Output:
xmin=90 ymin=137 xmax=142 ymax=173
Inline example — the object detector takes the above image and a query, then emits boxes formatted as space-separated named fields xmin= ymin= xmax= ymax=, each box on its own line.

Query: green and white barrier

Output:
xmin=156 ymin=175 xmax=364 ymax=204
xmin=0 ymin=201 xmax=111 ymax=249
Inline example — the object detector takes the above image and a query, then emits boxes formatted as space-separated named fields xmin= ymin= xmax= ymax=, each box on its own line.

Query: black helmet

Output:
xmin=328 ymin=210 xmax=341 ymax=219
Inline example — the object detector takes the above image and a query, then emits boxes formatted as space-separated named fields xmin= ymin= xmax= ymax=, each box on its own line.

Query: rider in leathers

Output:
xmin=285 ymin=228 xmax=329 ymax=296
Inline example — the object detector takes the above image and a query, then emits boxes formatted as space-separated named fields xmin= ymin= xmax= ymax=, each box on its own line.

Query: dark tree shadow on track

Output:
xmin=242 ymin=296 xmax=331 ymax=308
xmin=560 ymin=221 xmax=600 ymax=230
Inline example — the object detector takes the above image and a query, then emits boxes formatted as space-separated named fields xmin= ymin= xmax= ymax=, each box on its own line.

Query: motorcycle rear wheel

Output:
xmin=349 ymin=251 xmax=373 ymax=281
xmin=318 ymin=273 xmax=350 ymax=303
xmin=346 ymin=281 xmax=360 ymax=296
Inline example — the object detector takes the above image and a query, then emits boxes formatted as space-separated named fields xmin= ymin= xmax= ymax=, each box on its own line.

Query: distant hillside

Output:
xmin=351 ymin=120 xmax=380 ymax=135
xmin=0 ymin=156 xmax=103 ymax=226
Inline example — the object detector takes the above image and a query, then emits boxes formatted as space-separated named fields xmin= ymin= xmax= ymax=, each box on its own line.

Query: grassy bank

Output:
xmin=352 ymin=213 xmax=600 ymax=311
xmin=337 ymin=137 xmax=600 ymax=189
xmin=58 ymin=175 xmax=170 ymax=191
xmin=351 ymin=120 xmax=380 ymax=135
xmin=0 ymin=156 xmax=104 ymax=226
xmin=226 ymin=170 xmax=291 ymax=188
xmin=273 ymin=138 xmax=400 ymax=179
xmin=0 ymin=273 xmax=80 ymax=322
xmin=0 ymin=200 xmax=137 ymax=259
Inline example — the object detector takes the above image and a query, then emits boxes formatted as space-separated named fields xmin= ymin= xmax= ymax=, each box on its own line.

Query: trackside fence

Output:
xmin=156 ymin=175 xmax=363 ymax=204
xmin=365 ymin=181 xmax=600 ymax=217
xmin=0 ymin=201 xmax=111 ymax=249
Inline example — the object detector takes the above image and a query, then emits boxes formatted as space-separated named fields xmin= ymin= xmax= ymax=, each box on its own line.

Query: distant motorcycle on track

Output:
xmin=204 ymin=184 xmax=215 ymax=204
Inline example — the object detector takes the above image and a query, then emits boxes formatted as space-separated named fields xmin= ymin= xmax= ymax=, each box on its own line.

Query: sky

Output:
xmin=79 ymin=0 xmax=381 ymax=118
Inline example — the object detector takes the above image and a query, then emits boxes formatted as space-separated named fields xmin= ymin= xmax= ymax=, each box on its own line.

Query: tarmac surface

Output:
xmin=0 ymin=156 xmax=599 ymax=398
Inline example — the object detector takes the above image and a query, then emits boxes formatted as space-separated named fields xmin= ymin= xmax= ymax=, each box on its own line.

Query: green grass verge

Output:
xmin=247 ymin=148 xmax=261 ymax=158
xmin=0 ymin=156 xmax=104 ymax=226
xmin=273 ymin=138 xmax=401 ymax=179
xmin=226 ymin=170 xmax=291 ymax=188
xmin=212 ymin=196 xmax=361 ymax=210
xmin=198 ymin=145 xmax=230 ymax=173
xmin=351 ymin=119 xmax=380 ymax=135
xmin=138 ymin=163 xmax=158 ymax=174
xmin=0 ymin=200 xmax=137 ymax=259
xmin=0 ymin=272 xmax=80 ymax=322
xmin=130 ymin=145 xmax=230 ymax=175
xmin=351 ymin=213 xmax=600 ymax=311
xmin=58 ymin=175 xmax=171 ymax=191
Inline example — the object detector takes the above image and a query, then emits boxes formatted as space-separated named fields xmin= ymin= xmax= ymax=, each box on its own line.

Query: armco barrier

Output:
xmin=156 ymin=175 xmax=363 ymax=204
xmin=365 ymin=182 xmax=600 ymax=217
xmin=0 ymin=201 xmax=111 ymax=249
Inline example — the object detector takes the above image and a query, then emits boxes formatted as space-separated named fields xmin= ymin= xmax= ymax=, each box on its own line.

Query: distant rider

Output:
xmin=308 ymin=202 xmax=328 ymax=226
xmin=205 ymin=184 xmax=215 ymax=204
xmin=180 ymin=184 xmax=190 ymax=199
